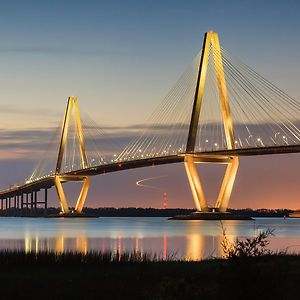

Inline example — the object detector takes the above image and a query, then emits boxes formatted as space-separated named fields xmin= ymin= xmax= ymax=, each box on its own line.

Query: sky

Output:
xmin=1 ymin=0 xmax=300 ymax=209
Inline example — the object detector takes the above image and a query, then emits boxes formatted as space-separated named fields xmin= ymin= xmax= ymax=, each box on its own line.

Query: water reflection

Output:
xmin=186 ymin=234 xmax=203 ymax=260
xmin=0 ymin=217 xmax=300 ymax=259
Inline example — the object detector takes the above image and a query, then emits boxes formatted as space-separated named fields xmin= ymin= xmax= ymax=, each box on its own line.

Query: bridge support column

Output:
xmin=54 ymin=97 xmax=90 ymax=214
xmin=21 ymin=193 xmax=24 ymax=211
xmin=183 ymin=31 xmax=238 ymax=213
xmin=54 ymin=175 xmax=90 ymax=214
xmin=30 ymin=192 xmax=33 ymax=211
xmin=34 ymin=191 xmax=37 ymax=210
xmin=184 ymin=154 xmax=239 ymax=212
xmin=184 ymin=155 xmax=208 ymax=211
xmin=44 ymin=188 xmax=48 ymax=216
xmin=215 ymin=157 xmax=239 ymax=212
xmin=25 ymin=193 xmax=29 ymax=214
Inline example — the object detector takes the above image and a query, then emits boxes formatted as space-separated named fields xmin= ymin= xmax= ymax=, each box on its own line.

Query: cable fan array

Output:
xmin=28 ymin=40 xmax=300 ymax=182
xmin=28 ymin=110 xmax=124 ymax=183
xmin=117 ymin=52 xmax=201 ymax=162
xmin=194 ymin=45 xmax=300 ymax=152
xmin=27 ymin=124 xmax=62 ymax=183
xmin=118 ymin=43 xmax=300 ymax=161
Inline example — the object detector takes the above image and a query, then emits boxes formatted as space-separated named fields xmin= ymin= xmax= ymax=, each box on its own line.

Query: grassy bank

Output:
xmin=0 ymin=251 xmax=299 ymax=299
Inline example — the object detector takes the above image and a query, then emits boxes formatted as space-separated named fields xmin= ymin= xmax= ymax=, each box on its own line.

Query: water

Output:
xmin=0 ymin=217 xmax=299 ymax=260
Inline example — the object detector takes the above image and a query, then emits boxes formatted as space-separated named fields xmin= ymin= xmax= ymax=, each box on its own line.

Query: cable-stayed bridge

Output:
xmin=1 ymin=31 xmax=300 ymax=215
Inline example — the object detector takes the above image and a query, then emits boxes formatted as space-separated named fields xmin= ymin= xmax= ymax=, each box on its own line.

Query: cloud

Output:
xmin=0 ymin=46 xmax=127 ymax=57
xmin=0 ymin=104 xmax=60 ymax=117
xmin=0 ymin=120 xmax=299 ymax=161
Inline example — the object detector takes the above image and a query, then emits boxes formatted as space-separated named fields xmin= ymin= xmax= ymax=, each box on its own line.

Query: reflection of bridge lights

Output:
xmin=163 ymin=233 xmax=167 ymax=260
xmin=55 ymin=236 xmax=64 ymax=253
xmin=186 ymin=234 xmax=203 ymax=261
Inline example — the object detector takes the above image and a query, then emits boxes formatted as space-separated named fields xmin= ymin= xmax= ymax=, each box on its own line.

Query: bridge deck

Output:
xmin=1 ymin=144 xmax=300 ymax=198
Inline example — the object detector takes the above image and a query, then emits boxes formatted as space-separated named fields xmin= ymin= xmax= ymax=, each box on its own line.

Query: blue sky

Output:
xmin=1 ymin=0 xmax=300 ymax=209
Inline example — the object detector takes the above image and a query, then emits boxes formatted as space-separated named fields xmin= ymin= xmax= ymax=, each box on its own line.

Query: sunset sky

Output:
xmin=1 ymin=0 xmax=300 ymax=209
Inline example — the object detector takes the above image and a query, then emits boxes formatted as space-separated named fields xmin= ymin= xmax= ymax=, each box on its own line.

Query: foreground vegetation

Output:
xmin=0 ymin=254 xmax=299 ymax=298
xmin=0 ymin=230 xmax=297 ymax=299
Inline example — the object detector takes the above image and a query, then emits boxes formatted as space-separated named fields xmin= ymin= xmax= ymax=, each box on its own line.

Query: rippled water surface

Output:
xmin=0 ymin=217 xmax=299 ymax=259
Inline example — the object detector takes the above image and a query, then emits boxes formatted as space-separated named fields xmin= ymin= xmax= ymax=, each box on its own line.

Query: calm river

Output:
xmin=0 ymin=217 xmax=299 ymax=260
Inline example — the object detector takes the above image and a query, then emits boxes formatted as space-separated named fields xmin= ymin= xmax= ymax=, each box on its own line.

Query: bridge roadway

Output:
xmin=1 ymin=144 xmax=300 ymax=199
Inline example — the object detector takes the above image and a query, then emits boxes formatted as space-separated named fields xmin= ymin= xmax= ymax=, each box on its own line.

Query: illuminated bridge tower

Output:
xmin=184 ymin=31 xmax=239 ymax=213
xmin=55 ymin=96 xmax=90 ymax=214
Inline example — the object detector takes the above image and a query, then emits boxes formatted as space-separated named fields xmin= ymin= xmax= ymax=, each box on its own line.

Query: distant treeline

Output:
xmin=83 ymin=207 xmax=196 ymax=217
xmin=84 ymin=207 xmax=293 ymax=217
xmin=0 ymin=207 xmax=295 ymax=217
xmin=227 ymin=208 xmax=293 ymax=218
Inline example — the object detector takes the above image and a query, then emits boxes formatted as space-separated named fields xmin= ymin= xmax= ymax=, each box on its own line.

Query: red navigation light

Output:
xmin=163 ymin=192 xmax=168 ymax=209
xmin=118 ymin=163 xmax=122 ymax=168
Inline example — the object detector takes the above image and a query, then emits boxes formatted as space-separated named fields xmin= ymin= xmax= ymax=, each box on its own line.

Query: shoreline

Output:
xmin=0 ymin=207 xmax=294 ymax=218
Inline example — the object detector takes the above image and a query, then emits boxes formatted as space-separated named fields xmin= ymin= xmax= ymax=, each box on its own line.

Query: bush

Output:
xmin=221 ymin=226 xmax=274 ymax=259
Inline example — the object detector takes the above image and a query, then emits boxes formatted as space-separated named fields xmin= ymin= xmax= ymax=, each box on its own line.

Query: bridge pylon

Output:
xmin=55 ymin=96 xmax=90 ymax=214
xmin=185 ymin=31 xmax=239 ymax=213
